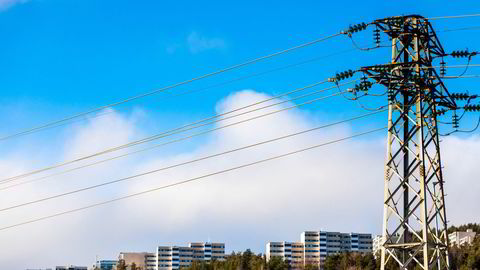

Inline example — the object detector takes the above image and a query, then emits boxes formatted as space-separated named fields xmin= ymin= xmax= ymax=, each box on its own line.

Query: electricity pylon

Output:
xmin=361 ymin=15 xmax=456 ymax=269
xmin=333 ymin=14 xmax=480 ymax=269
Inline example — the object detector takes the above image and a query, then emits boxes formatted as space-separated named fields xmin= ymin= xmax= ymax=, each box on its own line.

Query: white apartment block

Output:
xmin=145 ymin=253 xmax=156 ymax=270
xmin=156 ymin=242 xmax=225 ymax=270
xmin=449 ymin=229 xmax=477 ymax=247
xmin=372 ymin=235 xmax=382 ymax=258
xmin=118 ymin=242 xmax=224 ymax=270
xmin=266 ymin=231 xmax=372 ymax=269
xmin=265 ymin=241 xmax=305 ymax=268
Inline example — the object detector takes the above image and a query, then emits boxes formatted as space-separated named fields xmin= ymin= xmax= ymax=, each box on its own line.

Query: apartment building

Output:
xmin=449 ymin=229 xmax=477 ymax=246
xmin=265 ymin=241 xmax=305 ymax=268
xmin=117 ymin=242 xmax=224 ymax=270
xmin=145 ymin=253 xmax=156 ymax=270
xmin=156 ymin=242 xmax=225 ymax=270
xmin=266 ymin=231 xmax=372 ymax=269
xmin=189 ymin=242 xmax=225 ymax=262
xmin=372 ymin=235 xmax=383 ymax=258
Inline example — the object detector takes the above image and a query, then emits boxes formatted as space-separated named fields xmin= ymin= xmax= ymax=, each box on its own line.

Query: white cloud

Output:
xmin=441 ymin=135 xmax=480 ymax=226
xmin=63 ymin=108 xmax=138 ymax=159
xmin=0 ymin=0 xmax=28 ymax=11
xmin=187 ymin=31 xmax=226 ymax=54
xmin=0 ymin=91 xmax=478 ymax=269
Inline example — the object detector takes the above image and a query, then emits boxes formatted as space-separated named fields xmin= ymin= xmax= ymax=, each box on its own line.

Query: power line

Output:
xmin=0 ymin=110 xmax=386 ymax=212
xmin=0 ymin=80 xmax=357 ymax=185
xmin=427 ymin=14 xmax=480 ymax=20
xmin=1 ymin=45 xmax=365 ymax=139
xmin=0 ymin=126 xmax=385 ymax=231
xmin=440 ymin=74 xmax=480 ymax=79
xmin=0 ymin=83 xmax=359 ymax=190
xmin=427 ymin=64 xmax=480 ymax=69
xmin=0 ymin=33 xmax=342 ymax=142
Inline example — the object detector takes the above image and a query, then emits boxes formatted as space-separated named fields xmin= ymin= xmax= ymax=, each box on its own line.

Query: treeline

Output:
xmin=115 ymin=244 xmax=479 ymax=270
xmin=185 ymin=249 xmax=282 ymax=270
xmin=184 ymin=250 xmax=377 ymax=270
xmin=450 ymin=236 xmax=480 ymax=270
xmin=185 ymin=244 xmax=480 ymax=270
xmin=448 ymin=223 xmax=480 ymax=234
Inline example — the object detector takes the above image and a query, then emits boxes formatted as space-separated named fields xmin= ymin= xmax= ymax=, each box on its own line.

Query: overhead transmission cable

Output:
xmin=0 ymin=126 xmax=386 ymax=231
xmin=0 ymin=110 xmax=387 ymax=212
xmin=0 ymin=33 xmax=342 ymax=142
xmin=441 ymin=74 xmax=480 ymax=79
xmin=1 ymin=16 xmax=477 ymax=141
xmin=0 ymin=82 xmax=365 ymax=191
xmin=440 ymin=116 xmax=480 ymax=136
xmin=2 ymin=45 xmax=367 ymax=136
xmin=0 ymin=80 xmax=358 ymax=185
xmin=427 ymin=14 xmax=480 ymax=20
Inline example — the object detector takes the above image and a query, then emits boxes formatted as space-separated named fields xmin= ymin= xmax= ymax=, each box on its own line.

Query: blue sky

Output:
xmin=1 ymin=0 xmax=480 ymax=269
xmin=2 ymin=0 xmax=479 ymax=132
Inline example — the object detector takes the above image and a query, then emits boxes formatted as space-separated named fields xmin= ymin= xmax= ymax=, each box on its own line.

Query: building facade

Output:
xmin=267 ymin=231 xmax=373 ymax=269
xmin=372 ymin=235 xmax=383 ymax=258
xmin=145 ymin=253 xmax=156 ymax=270
xmin=449 ymin=229 xmax=477 ymax=246
xmin=95 ymin=260 xmax=117 ymax=270
xmin=265 ymin=241 xmax=305 ymax=268
xmin=155 ymin=242 xmax=225 ymax=270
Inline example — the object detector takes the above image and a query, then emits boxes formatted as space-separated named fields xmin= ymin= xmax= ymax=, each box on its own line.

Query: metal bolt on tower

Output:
xmin=361 ymin=15 xmax=457 ymax=269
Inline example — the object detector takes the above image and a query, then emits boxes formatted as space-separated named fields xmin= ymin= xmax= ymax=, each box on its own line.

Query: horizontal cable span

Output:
xmin=0 ymin=83 xmax=363 ymax=191
xmin=0 ymin=80 xmax=357 ymax=185
xmin=0 ymin=110 xmax=387 ymax=212
xmin=1 ymin=44 xmax=364 ymax=140
xmin=440 ymin=75 xmax=480 ymax=79
xmin=0 ymin=126 xmax=386 ymax=231
xmin=0 ymin=33 xmax=342 ymax=142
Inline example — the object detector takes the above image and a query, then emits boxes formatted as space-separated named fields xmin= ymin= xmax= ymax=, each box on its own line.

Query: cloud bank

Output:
xmin=0 ymin=90 xmax=478 ymax=269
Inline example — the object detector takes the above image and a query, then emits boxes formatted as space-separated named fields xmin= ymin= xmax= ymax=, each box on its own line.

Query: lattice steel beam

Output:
xmin=361 ymin=15 xmax=451 ymax=270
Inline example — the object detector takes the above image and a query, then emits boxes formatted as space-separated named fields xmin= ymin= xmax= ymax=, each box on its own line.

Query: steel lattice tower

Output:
xmin=360 ymin=15 xmax=457 ymax=269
